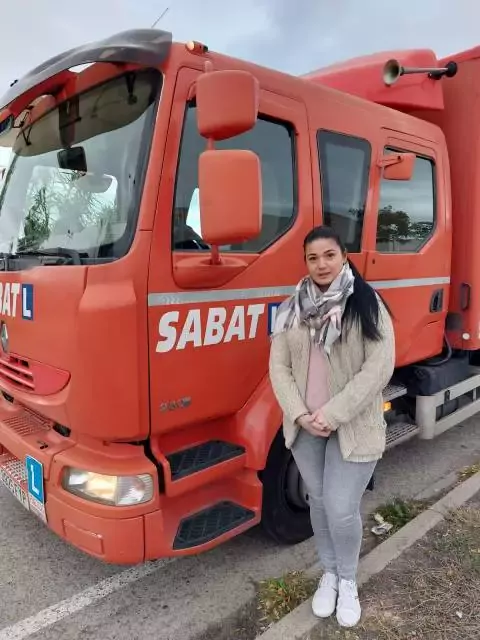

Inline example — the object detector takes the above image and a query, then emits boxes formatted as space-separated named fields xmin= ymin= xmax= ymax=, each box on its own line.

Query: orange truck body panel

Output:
xmin=0 ymin=33 xmax=475 ymax=562
xmin=423 ymin=48 xmax=480 ymax=350
xmin=307 ymin=47 xmax=480 ymax=351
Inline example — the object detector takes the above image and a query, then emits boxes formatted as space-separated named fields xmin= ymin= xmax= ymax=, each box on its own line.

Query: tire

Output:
xmin=260 ymin=429 xmax=313 ymax=545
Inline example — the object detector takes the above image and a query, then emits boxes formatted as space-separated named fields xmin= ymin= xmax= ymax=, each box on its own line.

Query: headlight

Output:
xmin=63 ymin=468 xmax=154 ymax=506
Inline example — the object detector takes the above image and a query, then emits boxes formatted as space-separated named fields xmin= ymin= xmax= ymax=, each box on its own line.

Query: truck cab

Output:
xmin=0 ymin=29 xmax=460 ymax=563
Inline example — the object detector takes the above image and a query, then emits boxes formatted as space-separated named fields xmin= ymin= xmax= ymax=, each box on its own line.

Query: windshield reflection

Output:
xmin=0 ymin=68 xmax=161 ymax=264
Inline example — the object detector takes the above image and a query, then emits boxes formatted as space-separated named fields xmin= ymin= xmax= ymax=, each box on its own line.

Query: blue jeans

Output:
xmin=292 ymin=429 xmax=376 ymax=581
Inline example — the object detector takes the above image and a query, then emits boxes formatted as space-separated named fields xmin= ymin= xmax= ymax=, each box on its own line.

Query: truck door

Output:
xmin=147 ymin=67 xmax=313 ymax=435
xmin=364 ymin=131 xmax=451 ymax=366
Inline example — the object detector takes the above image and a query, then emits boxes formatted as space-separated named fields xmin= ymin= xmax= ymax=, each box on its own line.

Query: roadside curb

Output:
xmin=255 ymin=471 xmax=480 ymax=640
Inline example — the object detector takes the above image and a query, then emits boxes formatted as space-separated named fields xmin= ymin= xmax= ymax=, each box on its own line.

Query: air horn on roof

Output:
xmin=383 ymin=58 xmax=458 ymax=86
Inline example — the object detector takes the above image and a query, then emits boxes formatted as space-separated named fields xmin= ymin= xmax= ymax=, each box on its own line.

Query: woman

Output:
xmin=269 ymin=226 xmax=395 ymax=628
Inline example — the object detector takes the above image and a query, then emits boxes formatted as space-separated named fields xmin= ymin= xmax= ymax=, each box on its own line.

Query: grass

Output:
xmin=195 ymin=570 xmax=318 ymax=640
xmin=372 ymin=497 xmax=427 ymax=535
xmin=307 ymin=504 xmax=480 ymax=640
xmin=458 ymin=462 xmax=480 ymax=481
xmin=257 ymin=571 xmax=317 ymax=628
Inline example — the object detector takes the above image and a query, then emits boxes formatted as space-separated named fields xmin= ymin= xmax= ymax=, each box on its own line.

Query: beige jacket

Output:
xmin=269 ymin=302 xmax=395 ymax=462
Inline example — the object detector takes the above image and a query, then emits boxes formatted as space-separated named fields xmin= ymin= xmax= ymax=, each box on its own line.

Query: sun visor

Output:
xmin=0 ymin=28 xmax=172 ymax=114
xmin=14 ymin=97 xmax=62 ymax=156
xmin=14 ymin=71 xmax=157 ymax=158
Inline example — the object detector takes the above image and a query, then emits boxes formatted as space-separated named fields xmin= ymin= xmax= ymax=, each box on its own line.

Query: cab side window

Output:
xmin=376 ymin=149 xmax=435 ymax=253
xmin=317 ymin=131 xmax=371 ymax=253
xmin=173 ymin=103 xmax=296 ymax=252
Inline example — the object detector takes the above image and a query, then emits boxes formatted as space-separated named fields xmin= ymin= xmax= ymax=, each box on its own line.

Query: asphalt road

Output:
xmin=1 ymin=418 xmax=480 ymax=640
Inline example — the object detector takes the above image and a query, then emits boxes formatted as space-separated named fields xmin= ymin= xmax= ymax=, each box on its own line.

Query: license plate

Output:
xmin=0 ymin=453 xmax=47 ymax=522
xmin=0 ymin=455 xmax=30 ymax=509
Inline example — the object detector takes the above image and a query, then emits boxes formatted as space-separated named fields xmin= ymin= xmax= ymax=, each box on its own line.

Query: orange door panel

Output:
xmin=147 ymin=67 xmax=313 ymax=435
xmin=364 ymin=130 xmax=451 ymax=365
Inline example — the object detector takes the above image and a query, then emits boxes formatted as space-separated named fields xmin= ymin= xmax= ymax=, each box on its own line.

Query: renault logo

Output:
xmin=0 ymin=322 xmax=9 ymax=354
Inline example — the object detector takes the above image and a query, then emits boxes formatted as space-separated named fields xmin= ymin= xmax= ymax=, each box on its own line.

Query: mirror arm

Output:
xmin=204 ymin=128 xmax=223 ymax=264
xmin=210 ymin=245 xmax=221 ymax=265
xmin=378 ymin=154 xmax=405 ymax=168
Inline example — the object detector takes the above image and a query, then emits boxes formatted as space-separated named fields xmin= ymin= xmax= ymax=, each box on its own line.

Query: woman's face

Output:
xmin=305 ymin=238 xmax=346 ymax=290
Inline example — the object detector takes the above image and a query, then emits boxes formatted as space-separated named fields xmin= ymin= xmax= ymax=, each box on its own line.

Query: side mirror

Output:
xmin=380 ymin=152 xmax=415 ymax=181
xmin=199 ymin=149 xmax=262 ymax=246
xmin=196 ymin=70 xmax=259 ymax=141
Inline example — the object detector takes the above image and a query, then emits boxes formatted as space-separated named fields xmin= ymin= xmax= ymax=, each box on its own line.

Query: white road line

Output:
xmin=0 ymin=558 xmax=175 ymax=640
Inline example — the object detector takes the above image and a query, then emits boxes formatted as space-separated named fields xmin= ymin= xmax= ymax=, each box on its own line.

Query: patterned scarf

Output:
xmin=273 ymin=263 xmax=355 ymax=354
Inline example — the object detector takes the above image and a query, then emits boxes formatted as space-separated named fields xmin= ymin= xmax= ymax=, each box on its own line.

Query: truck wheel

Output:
xmin=260 ymin=429 xmax=313 ymax=544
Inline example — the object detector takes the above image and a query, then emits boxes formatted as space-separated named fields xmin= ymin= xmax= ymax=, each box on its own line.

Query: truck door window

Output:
xmin=173 ymin=104 xmax=296 ymax=253
xmin=376 ymin=150 xmax=435 ymax=253
xmin=317 ymin=131 xmax=371 ymax=253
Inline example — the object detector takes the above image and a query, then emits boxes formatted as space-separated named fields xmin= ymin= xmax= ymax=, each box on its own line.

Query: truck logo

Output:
xmin=156 ymin=303 xmax=280 ymax=353
xmin=0 ymin=283 xmax=34 ymax=320
xmin=160 ymin=397 xmax=192 ymax=412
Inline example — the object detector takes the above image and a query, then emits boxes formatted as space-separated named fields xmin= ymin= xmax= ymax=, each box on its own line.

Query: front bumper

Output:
xmin=0 ymin=399 xmax=155 ymax=563
xmin=0 ymin=400 xmax=262 ymax=563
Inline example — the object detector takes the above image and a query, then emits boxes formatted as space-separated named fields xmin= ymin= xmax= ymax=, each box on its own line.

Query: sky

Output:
xmin=1 ymin=0 xmax=480 ymax=167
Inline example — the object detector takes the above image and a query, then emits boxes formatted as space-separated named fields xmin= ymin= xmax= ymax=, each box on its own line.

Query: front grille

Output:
xmin=0 ymin=354 xmax=34 ymax=391
xmin=3 ymin=408 xmax=51 ymax=437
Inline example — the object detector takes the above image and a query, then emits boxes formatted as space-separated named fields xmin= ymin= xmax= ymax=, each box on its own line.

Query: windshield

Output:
xmin=0 ymin=68 xmax=161 ymax=265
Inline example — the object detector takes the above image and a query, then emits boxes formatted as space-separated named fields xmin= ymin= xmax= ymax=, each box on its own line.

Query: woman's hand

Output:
xmin=311 ymin=410 xmax=332 ymax=438
xmin=297 ymin=413 xmax=331 ymax=438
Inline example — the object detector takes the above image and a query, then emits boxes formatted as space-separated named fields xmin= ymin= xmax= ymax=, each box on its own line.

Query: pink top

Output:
xmin=305 ymin=346 xmax=330 ymax=413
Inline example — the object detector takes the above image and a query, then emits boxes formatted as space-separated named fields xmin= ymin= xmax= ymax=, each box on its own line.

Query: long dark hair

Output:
xmin=303 ymin=226 xmax=391 ymax=342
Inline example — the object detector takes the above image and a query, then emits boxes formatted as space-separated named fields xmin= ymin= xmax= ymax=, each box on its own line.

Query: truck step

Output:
xmin=383 ymin=383 xmax=407 ymax=403
xmin=386 ymin=421 xmax=419 ymax=449
xmin=166 ymin=440 xmax=246 ymax=481
xmin=173 ymin=500 xmax=256 ymax=550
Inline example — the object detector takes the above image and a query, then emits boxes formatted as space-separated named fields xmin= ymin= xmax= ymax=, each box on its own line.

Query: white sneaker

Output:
xmin=336 ymin=579 xmax=361 ymax=627
xmin=311 ymin=572 xmax=338 ymax=618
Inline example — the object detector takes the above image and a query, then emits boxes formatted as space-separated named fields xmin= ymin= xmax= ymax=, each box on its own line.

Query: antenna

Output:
xmin=151 ymin=7 xmax=169 ymax=29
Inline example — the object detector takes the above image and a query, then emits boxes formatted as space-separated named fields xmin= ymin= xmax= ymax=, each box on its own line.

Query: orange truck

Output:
xmin=0 ymin=29 xmax=478 ymax=564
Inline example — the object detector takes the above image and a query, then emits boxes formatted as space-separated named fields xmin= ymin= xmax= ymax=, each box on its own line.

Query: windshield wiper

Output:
xmin=9 ymin=247 xmax=85 ymax=265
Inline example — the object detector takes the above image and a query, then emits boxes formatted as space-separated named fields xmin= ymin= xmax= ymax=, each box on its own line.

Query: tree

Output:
xmin=18 ymin=168 xmax=117 ymax=251
xmin=377 ymin=205 xmax=411 ymax=244
xmin=17 ymin=185 xmax=51 ymax=251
